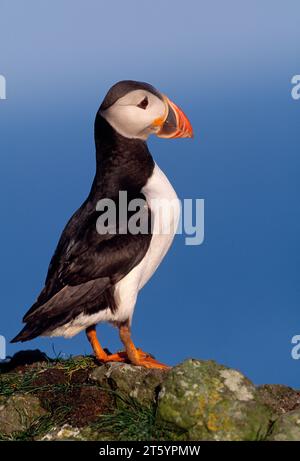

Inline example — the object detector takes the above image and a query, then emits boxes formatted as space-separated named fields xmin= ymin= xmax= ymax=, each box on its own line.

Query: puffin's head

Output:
xmin=99 ymin=80 xmax=193 ymax=141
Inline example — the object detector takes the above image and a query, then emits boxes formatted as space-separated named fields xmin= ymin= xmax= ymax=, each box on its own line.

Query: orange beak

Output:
xmin=154 ymin=95 xmax=193 ymax=139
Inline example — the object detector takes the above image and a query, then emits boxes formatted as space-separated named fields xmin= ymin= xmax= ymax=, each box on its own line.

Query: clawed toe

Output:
xmin=95 ymin=350 xmax=170 ymax=369
xmin=96 ymin=351 xmax=127 ymax=363
xmin=134 ymin=357 xmax=171 ymax=369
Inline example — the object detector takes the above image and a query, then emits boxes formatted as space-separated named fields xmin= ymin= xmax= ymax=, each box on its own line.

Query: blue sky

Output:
xmin=0 ymin=1 xmax=300 ymax=386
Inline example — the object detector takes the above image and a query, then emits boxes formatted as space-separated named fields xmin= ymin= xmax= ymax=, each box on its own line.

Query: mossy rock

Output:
xmin=157 ymin=359 xmax=272 ymax=441
xmin=267 ymin=410 xmax=300 ymax=441
xmin=0 ymin=394 xmax=47 ymax=436
xmin=90 ymin=362 xmax=167 ymax=407
xmin=2 ymin=352 xmax=299 ymax=441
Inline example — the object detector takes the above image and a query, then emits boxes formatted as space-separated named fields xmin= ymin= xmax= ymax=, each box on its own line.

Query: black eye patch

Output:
xmin=137 ymin=96 xmax=149 ymax=109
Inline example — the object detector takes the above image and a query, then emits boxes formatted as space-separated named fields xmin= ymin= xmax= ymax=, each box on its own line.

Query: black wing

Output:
xmin=12 ymin=199 xmax=152 ymax=341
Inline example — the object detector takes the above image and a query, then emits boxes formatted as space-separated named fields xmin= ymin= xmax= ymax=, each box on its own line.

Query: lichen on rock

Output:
xmin=90 ymin=361 xmax=167 ymax=407
xmin=157 ymin=359 xmax=272 ymax=441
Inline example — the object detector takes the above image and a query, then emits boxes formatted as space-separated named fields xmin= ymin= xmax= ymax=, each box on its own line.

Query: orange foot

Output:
xmin=96 ymin=349 xmax=170 ymax=369
xmin=97 ymin=352 xmax=126 ymax=363
xmin=133 ymin=356 xmax=170 ymax=369
xmin=86 ymin=325 xmax=170 ymax=370
xmin=134 ymin=349 xmax=171 ymax=369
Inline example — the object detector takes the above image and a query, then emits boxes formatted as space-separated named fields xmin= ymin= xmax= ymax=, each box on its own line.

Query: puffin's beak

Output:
xmin=153 ymin=95 xmax=193 ymax=139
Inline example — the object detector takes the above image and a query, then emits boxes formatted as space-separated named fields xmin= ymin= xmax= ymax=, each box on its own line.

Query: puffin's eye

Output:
xmin=137 ymin=96 xmax=148 ymax=110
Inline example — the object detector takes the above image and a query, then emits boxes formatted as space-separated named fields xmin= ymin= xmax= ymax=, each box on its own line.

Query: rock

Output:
xmin=257 ymin=384 xmax=300 ymax=415
xmin=40 ymin=424 xmax=82 ymax=441
xmin=2 ymin=352 xmax=300 ymax=441
xmin=40 ymin=424 xmax=116 ymax=441
xmin=90 ymin=362 xmax=167 ymax=406
xmin=157 ymin=359 xmax=272 ymax=441
xmin=0 ymin=394 xmax=47 ymax=436
xmin=267 ymin=409 xmax=300 ymax=441
xmin=40 ymin=424 xmax=101 ymax=441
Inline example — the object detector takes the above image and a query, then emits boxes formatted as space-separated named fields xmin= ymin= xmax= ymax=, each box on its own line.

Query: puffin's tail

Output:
xmin=11 ymin=278 xmax=111 ymax=343
xmin=11 ymin=324 xmax=41 ymax=343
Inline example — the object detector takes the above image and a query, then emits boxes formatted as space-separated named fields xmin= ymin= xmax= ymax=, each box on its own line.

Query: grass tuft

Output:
xmin=52 ymin=355 xmax=96 ymax=376
xmin=92 ymin=392 xmax=186 ymax=441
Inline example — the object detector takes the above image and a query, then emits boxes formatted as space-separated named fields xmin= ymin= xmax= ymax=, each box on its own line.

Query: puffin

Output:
xmin=12 ymin=80 xmax=193 ymax=369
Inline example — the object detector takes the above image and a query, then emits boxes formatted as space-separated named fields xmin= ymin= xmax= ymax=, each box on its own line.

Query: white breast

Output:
xmin=138 ymin=163 xmax=180 ymax=288
xmin=112 ymin=163 xmax=180 ymax=323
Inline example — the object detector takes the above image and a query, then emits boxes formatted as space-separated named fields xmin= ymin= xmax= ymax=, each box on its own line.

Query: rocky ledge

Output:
xmin=0 ymin=350 xmax=299 ymax=441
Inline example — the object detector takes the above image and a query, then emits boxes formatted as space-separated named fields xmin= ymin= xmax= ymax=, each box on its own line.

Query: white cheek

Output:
xmin=105 ymin=105 xmax=147 ymax=138
xmin=102 ymin=96 xmax=166 ymax=140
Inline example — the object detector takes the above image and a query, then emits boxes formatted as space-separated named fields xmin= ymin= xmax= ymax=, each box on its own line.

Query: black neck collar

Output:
xmin=89 ymin=114 xmax=154 ymax=200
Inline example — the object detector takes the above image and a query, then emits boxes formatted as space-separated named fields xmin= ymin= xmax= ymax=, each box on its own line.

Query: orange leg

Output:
xmin=119 ymin=323 xmax=170 ymax=369
xmin=86 ymin=324 xmax=170 ymax=369
xmin=86 ymin=325 xmax=126 ymax=363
